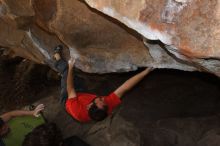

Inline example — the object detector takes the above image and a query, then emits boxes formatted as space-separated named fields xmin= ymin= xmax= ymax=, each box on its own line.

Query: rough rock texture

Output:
xmin=84 ymin=0 xmax=220 ymax=76
xmin=0 ymin=0 xmax=220 ymax=75
xmin=37 ymin=69 xmax=220 ymax=146
xmin=0 ymin=55 xmax=219 ymax=146
xmin=0 ymin=55 xmax=58 ymax=110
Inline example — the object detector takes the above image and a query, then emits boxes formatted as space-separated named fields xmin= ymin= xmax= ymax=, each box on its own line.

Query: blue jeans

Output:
xmin=55 ymin=59 xmax=68 ymax=104
xmin=55 ymin=59 xmax=86 ymax=105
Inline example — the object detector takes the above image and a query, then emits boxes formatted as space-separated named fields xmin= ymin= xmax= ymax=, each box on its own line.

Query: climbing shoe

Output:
xmin=54 ymin=45 xmax=63 ymax=53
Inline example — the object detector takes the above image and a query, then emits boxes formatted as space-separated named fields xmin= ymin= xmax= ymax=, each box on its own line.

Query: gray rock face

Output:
xmin=0 ymin=0 xmax=220 ymax=76
xmin=1 ymin=57 xmax=218 ymax=146
xmin=38 ymin=69 xmax=220 ymax=146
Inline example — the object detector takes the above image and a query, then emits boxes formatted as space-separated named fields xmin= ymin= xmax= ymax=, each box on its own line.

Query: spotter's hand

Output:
xmin=33 ymin=104 xmax=45 ymax=117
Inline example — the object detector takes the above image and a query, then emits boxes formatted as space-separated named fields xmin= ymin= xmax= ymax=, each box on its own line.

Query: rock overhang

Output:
xmin=0 ymin=0 xmax=219 ymax=76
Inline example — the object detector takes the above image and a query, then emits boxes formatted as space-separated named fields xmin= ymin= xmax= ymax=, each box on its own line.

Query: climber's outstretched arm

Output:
xmin=113 ymin=67 xmax=153 ymax=98
xmin=67 ymin=58 xmax=77 ymax=99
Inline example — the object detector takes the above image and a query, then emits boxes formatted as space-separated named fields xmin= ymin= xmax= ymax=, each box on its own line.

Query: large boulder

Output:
xmin=0 ymin=0 xmax=219 ymax=75
xmin=84 ymin=0 xmax=220 ymax=75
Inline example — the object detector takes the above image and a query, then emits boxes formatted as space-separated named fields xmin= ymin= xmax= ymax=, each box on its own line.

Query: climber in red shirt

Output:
xmin=53 ymin=45 xmax=153 ymax=122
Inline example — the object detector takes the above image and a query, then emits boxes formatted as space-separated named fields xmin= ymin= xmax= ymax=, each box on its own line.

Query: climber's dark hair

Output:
xmin=22 ymin=123 xmax=62 ymax=146
xmin=88 ymin=103 xmax=108 ymax=122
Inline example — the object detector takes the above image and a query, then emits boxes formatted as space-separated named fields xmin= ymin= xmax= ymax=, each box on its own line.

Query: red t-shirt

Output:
xmin=65 ymin=92 xmax=121 ymax=122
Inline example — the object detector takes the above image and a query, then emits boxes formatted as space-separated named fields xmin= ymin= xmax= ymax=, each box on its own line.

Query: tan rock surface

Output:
xmin=0 ymin=0 xmax=219 ymax=75
xmin=84 ymin=0 xmax=220 ymax=75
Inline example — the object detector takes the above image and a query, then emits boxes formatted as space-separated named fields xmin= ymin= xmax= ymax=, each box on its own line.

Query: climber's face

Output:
xmin=93 ymin=96 xmax=106 ymax=109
